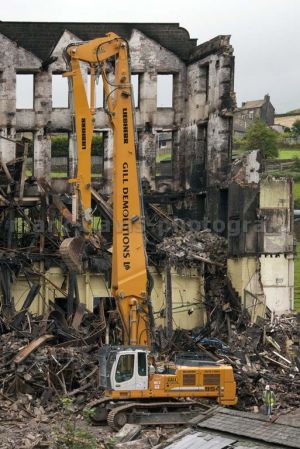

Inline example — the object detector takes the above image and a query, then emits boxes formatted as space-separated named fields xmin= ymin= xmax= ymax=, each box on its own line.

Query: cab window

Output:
xmin=115 ymin=354 xmax=134 ymax=382
xmin=138 ymin=352 xmax=147 ymax=376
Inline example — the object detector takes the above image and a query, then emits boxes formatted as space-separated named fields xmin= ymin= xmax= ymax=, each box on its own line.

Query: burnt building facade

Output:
xmin=0 ymin=22 xmax=235 ymax=226
xmin=0 ymin=22 xmax=293 ymax=326
xmin=228 ymin=150 xmax=294 ymax=317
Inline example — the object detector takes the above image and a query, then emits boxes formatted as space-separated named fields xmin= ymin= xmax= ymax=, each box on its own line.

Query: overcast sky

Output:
xmin=3 ymin=0 xmax=300 ymax=113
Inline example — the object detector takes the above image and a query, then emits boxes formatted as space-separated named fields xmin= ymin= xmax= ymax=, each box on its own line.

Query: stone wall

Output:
xmin=0 ymin=24 xmax=235 ymax=224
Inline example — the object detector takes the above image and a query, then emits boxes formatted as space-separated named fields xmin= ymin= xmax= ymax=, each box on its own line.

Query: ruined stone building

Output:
xmin=228 ymin=150 xmax=294 ymax=318
xmin=0 ymin=22 xmax=235 ymax=225
xmin=0 ymin=22 xmax=294 ymax=331
xmin=234 ymin=94 xmax=275 ymax=138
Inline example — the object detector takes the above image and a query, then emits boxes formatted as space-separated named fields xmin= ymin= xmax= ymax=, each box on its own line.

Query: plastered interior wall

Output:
xmin=150 ymin=266 xmax=206 ymax=330
xmin=228 ymin=176 xmax=294 ymax=317
xmin=260 ymin=177 xmax=291 ymax=209
xmin=12 ymin=265 xmax=206 ymax=330
xmin=227 ymin=257 xmax=265 ymax=321
xmin=227 ymin=257 xmax=257 ymax=306
xmin=260 ymin=255 xmax=294 ymax=313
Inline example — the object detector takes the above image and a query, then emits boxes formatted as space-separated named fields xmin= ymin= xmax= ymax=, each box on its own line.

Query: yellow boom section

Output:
xmin=65 ymin=33 xmax=151 ymax=347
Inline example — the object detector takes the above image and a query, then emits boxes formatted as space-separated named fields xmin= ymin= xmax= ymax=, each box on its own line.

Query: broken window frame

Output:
xmin=157 ymin=73 xmax=174 ymax=109
xmin=52 ymin=72 xmax=69 ymax=109
xmin=16 ymin=72 xmax=35 ymax=110
xmin=198 ymin=62 xmax=210 ymax=103
xmin=136 ymin=130 xmax=142 ymax=162
xmin=15 ymin=131 xmax=34 ymax=176
xmin=91 ymin=130 xmax=105 ymax=179
xmin=131 ymin=73 xmax=140 ymax=109
xmin=50 ymin=132 xmax=69 ymax=178
xmin=155 ymin=129 xmax=173 ymax=178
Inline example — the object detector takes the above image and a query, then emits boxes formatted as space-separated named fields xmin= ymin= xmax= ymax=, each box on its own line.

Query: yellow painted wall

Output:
xmin=12 ymin=266 xmax=109 ymax=315
xmin=227 ymin=257 xmax=257 ymax=306
xmin=168 ymin=267 xmax=206 ymax=329
xmin=228 ymin=257 xmax=265 ymax=320
xmin=149 ymin=267 xmax=165 ymax=328
xmin=260 ymin=177 xmax=291 ymax=209
xmin=12 ymin=265 xmax=206 ymax=330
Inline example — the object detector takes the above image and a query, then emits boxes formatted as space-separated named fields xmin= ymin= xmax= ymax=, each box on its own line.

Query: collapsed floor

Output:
xmin=0 ymin=307 xmax=300 ymax=448
xmin=0 ymin=216 xmax=300 ymax=447
xmin=0 ymin=145 xmax=299 ymax=448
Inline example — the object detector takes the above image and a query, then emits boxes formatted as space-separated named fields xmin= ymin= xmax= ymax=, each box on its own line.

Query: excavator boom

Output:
xmin=64 ymin=33 xmax=151 ymax=347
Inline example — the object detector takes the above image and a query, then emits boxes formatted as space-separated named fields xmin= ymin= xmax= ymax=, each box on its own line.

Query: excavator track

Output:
xmin=85 ymin=397 xmax=111 ymax=424
xmin=106 ymin=400 xmax=212 ymax=430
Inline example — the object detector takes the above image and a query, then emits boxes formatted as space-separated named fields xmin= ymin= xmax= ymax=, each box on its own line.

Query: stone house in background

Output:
xmin=234 ymin=94 xmax=275 ymax=139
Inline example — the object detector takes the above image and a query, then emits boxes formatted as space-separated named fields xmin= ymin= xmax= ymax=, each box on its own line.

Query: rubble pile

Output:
xmin=0 ymin=336 xmax=99 ymax=400
xmin=0 ymin=309 xmax=108 ymax=448
xmin=168 ymin=313 xmax=300 ymax=412
xmin=230 ymin=313 xmax=300 ymax=411
xmin=0 ymin=308 xmax=104 ymax=410
xmin=157 ymin=229 xmax=227 ymax=267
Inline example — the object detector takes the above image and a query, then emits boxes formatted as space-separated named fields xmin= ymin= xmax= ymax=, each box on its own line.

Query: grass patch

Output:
xmin=51 ymin=172 xmax=67 ymax=178
xmin=294 ymin=182 xmax=300 ymax=201
xmin=232 ymin=147 xmax=300 ymax=160
xmin=156 ymin=152 xmax=171 ymax=163
xmin=278 ymin=148 xmax=300 ymax=159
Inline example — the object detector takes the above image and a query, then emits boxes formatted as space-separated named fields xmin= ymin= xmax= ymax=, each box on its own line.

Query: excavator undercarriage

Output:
xmin=88 ymin=397 xmax=214 ymax=429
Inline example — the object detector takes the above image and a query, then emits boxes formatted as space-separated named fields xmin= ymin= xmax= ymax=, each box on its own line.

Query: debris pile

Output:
xmin=167 ymin=312 xmax=300 ymax=412
xmin=231 ymin=313 xmax=300 ymax=411
xmin=157 ymin=228 xmax=227 ymax=267
xmin=0 ymin=305 xmax=106 ymax=414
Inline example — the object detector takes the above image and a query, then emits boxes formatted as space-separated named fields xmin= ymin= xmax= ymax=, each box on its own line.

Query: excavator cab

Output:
xmin=99 ymin=346 xmax=149 ymax=392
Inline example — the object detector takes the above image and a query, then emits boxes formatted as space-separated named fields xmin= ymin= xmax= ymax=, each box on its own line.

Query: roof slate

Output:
xmin=198 ymin=411 xmax=300 ymax=448
xmin=166 ymin=432 xmax=236 ymax=449
xmin=0 ymin=21 xmax=198 ymax=62
xmin=242 ymin=100 xmax=265 ymax=109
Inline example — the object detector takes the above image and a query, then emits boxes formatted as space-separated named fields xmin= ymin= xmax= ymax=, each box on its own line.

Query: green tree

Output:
xmin=51 ymin=134 xmax=103 ymax=157
xmin=292 ymin=120 xmax=300 ymax=136
xmin=241 ymin=119 xmax=279 ymax=158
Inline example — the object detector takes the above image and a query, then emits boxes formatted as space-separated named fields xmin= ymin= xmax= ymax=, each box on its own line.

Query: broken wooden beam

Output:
xmin=11 ymin=283 xmax=40 ymax=329
xmin=14 ymin=334 xmax=54 ymax=364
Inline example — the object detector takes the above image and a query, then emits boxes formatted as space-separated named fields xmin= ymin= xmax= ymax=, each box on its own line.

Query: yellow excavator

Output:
xmin=62 ymin=32 xmax=237 ymax=429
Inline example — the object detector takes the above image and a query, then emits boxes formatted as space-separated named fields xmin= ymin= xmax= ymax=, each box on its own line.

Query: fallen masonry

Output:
xmin=165 ymin=313 xmax=300 ymax=411
xmin=0 ymin=198 xmax=299 ymax=447
xmin=0 ymin=298 xmax=300 ymax=447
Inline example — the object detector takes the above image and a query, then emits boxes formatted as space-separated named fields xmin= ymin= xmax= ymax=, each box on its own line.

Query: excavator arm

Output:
xmin=64 ymin=33 xmax=151 ymax=347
